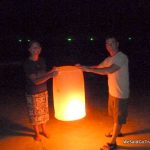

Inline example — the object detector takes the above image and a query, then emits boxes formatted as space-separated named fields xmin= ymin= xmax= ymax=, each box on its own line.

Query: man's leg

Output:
xmin=110 ymin=123 xmax=122 ymax=144
xmin=110 ymin=97 xmax=128 ymax=143
xmin=100 ymin=123 xmax=120 ymax=150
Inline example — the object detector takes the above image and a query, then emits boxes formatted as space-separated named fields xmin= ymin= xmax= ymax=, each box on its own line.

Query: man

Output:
xmin=81 ymin=36 xmax=129 ymax=150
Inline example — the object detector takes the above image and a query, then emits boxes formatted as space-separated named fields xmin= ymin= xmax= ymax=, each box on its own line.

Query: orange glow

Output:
xmin=53 ymin=66 xmax=86 ymax=121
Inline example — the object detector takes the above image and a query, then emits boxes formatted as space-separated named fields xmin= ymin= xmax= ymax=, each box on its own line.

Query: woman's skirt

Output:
xmin=26 ymin=91 xmax=49 ymax=125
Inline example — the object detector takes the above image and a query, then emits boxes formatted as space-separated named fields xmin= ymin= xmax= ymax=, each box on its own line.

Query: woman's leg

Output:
xmin=41 ymin=123 xmax=49 ymax=138
xmin=33 ymin=125 xmax=41 ymax=141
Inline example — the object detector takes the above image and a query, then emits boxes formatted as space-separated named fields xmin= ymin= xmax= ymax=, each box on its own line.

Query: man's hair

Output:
xmin=105 ymin=35 xmax=119 ymax=42
xmin=28 ymin=40 xmax=41 ymax=48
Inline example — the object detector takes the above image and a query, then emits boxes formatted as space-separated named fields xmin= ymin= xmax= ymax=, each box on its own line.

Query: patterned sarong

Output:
xmin=26 ymin=91 xmax=49 ymax=125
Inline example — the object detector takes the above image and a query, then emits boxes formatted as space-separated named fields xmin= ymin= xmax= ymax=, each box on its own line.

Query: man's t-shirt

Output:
xmin=23 ymin=57 xmax=47 ymax=95
xmin=98 ymin=51 xmax=129 ymax=99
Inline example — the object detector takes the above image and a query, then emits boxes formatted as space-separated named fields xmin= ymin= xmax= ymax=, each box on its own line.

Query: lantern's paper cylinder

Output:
xmin=53 ymin=66 xmax=86 ymax=121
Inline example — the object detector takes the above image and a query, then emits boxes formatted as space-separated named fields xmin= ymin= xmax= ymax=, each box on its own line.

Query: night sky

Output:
xmin=0 ymin=0 xmax=150 ymax=66
xmin=0 ymin=2 xmax=150 ymax=149
xmin=1 ymin=1 xmax=150 ymax=38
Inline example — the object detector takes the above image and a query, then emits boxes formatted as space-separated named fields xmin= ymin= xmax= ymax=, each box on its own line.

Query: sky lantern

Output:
xmin=53 ymin=66 xmax=86 ymax=121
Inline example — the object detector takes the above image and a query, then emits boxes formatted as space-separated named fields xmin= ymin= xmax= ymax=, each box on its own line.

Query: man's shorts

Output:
xmin=108 ymin=95 xmax=128 ymax=124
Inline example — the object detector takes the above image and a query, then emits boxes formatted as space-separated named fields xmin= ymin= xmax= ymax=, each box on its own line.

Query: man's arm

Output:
xmin=88 ymin=65 xmax=100 ymax=68
xmin=76 ymin=58 xmax=107 ymax=69
xmin=76 ymin=64 xmax=100 ymax=69
xmin=82 ymin=64 xmax=120 ymax=75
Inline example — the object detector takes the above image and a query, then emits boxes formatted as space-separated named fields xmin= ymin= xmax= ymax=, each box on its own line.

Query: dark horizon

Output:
xmin=0 ymin=0 xmax=150 ymax=91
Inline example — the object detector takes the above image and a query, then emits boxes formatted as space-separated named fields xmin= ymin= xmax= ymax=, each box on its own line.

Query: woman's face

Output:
xmin=29 ymin=42 xmax=42 ymax=56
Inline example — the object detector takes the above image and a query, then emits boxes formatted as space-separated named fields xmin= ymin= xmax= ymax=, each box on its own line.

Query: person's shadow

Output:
xmin=117 ymin=146 xmax=150 ymax=150
xmin=124 ymin=128 xmax=150 ymax=136
xmin=0 ymin=117 xmax=34 ymax=139
xmin=117 ymin=129 xmax=150 ymax=150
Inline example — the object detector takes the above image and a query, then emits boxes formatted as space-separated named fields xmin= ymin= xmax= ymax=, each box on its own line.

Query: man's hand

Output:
xmin=75 ymin=63 xmax=81 ymax=66
xmin=75 ymin=64 xmax=82 ymax=69
xmin=81 ymin=66 xmax=91 ymax=72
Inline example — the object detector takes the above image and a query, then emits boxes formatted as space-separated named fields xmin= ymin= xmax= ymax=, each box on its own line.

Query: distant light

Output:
xmin=67 ymin=38 xmax=72 ymax=42
xmin=18 ymin=39 xmax=22 ymax=42
xmin=90 ymin=37 xmax=94 ymax=41
xmin=128 ymin=37 xmax=132 ymax=40
xmin=27 ymin=39 xmax=31 ymax=42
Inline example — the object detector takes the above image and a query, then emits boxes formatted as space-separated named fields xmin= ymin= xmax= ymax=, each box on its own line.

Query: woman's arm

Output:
xmin=28 ymin=70 xmax=58 ymax=85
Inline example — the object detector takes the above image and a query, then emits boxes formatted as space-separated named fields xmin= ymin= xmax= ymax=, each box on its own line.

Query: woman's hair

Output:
xmin=28 ymin=40 xmax=41 ymax=49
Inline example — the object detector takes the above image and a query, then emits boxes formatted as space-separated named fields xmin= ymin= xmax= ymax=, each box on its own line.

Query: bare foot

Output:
xmin=105 ymin=131 xmax=123 ymax=137
xmin=42 ymin=132 xmax=50 ymax=138
xmin=34 ymin=134 xmax=41 ymax=141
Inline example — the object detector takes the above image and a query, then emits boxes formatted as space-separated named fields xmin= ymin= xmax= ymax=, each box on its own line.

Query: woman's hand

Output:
xmin=47 ymin=67 xmax=58 ymax=77
xmin=51 ymin=66 xmax=57 ymax=72
xmin=52 ymin=71 xmax=58 ymax=77
xmin=48 ymin=66 xmax=57 ymax=73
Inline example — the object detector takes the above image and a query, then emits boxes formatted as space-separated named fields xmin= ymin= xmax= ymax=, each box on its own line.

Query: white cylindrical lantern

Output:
xmin=53 ymin=66 xmax=86 ymax=121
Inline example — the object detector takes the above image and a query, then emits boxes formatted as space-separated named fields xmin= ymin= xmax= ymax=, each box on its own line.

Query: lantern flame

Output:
xmin=64 ymin=97 xmax=85 ymax=121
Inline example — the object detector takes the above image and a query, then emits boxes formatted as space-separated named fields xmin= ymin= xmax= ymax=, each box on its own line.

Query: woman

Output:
xmin=24 ymin=41 xmax=58 ymax=141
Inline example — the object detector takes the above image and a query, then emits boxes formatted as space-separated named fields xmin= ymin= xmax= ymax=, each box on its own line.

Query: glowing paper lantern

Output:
xmin=53 ymin=66 xmax=86 ymax=121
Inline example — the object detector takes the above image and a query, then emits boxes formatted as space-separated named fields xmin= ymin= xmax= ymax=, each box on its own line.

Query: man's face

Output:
xmin=105 ymin=38 xmax=119 ymax=54
xmin=29 ymin=42 xmax=41 ymax=56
